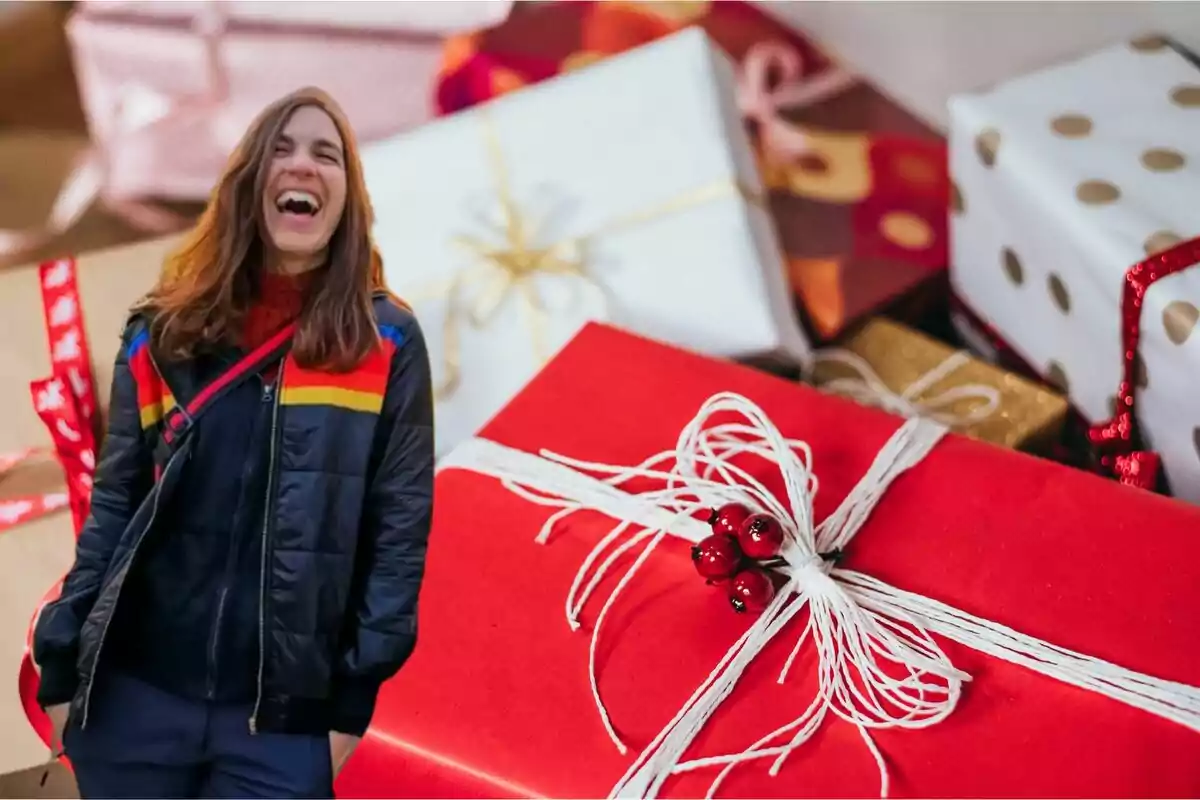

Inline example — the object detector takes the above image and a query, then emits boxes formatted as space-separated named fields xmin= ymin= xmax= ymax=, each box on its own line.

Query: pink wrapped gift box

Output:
xmin=67 ymin=2 xmax=512 ymax=204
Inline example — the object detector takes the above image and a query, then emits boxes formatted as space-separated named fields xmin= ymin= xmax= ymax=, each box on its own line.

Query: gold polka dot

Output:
xmin=797 ymin=153 xmax=829 ymax=174
xmin=1130 ymin=34 xmax=1170 ymax=52
xmin=951 ymin=180 xmax=965 ymax=215
xmin=1001 ymin=247 xmax=1024 ymax=286
xmin=1170 ymin=85 xmax=1200 ymax=107
xmin=1163 ymin=300 xmax=1199 ymax=345
xmin=631 ymin=0 xmax=711 ymax=23
xmin=879 ymin=211 xmax=934 ymax=251
xmin=490 ymin=67 xmax=526 ymax=95
xmin=1141 ymin=147 xmax=1186 ymax=172
xmin=1134 ymin=354 xmax=1149 ymax=390
xmin=1050 ymin=114 xmax=1093 ymax=138
xmin=1144 ymin=230 xmax=1184 ymax=255
xmin=1045 ymin=361 xmax=1070 ymax=394
xmin=1047 ymin=273 xmax=1071 ymax=313
xmin=1076 ymin=180 xmax=1120 ymax=205
xmin=975 ymin=128 xmax=1001 ymax=168
xmin=894 ymin=154 xmax=940 ymax=188
xmin=562 ymin=51 xmax=604 ymax=73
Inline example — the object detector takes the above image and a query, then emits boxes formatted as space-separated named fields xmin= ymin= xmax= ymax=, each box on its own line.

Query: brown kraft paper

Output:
xmin=0 ymin=2 xmax=86 ymax=133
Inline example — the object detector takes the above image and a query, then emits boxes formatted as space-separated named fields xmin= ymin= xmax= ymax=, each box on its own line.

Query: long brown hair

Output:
xmin=137 ymin=86 xmax=393 ymax=372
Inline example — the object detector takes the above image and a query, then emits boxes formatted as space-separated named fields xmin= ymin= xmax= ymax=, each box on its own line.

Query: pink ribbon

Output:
xmin=737 ymin=40 xmax=859 ymax=165
xmin=0 ymin=1 xmax=237 ymax=262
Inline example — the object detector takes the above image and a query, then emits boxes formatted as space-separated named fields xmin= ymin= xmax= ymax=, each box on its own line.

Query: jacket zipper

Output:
xmin=80 ymin=352 xmax=182 ymax=728
xmin=249 ymin=366 xmax=283 ymax=734
xmin=204 ymin=377 xmax=273 ymax=700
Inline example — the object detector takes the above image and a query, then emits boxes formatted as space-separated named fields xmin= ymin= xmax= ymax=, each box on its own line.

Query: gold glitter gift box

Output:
xmin=810 ymin=317 xmax=1068 ymax=452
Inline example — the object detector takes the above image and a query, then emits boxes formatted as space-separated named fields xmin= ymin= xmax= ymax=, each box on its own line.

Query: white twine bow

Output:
xmin=810 ymin=349 xmax=1000 ymax=429
xmin=441 ymin=391 xmax=1200 ymax=798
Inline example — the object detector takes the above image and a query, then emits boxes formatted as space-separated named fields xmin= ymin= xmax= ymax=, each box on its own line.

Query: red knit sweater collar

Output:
xmin=242 ymin=270 xmax=315 ymax=352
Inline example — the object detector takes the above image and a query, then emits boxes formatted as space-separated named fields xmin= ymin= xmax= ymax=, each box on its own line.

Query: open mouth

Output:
xmin=274 ymin=189 xmax=322 ymax=217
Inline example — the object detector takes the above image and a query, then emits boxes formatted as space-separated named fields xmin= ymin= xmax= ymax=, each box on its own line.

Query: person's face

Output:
xmin=261 ymin=105 xmax=348 ymax=260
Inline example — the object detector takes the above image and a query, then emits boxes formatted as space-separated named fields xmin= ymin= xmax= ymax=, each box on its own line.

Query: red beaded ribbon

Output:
xmin=0 ymin=258 xmax=99 ymax=537
xmin=1087 ymin=238 xmax=1200 ymax=493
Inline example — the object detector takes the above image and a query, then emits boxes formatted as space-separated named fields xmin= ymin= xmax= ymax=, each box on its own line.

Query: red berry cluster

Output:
xmin=690 ymin=502 xmax=784 ymax=614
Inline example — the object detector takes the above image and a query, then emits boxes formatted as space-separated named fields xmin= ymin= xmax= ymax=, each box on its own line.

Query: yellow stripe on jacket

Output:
xmin=140 ymin=393 xmax=177 ymax=429
xmin=279 ymin=386 xmax=385 ymax=414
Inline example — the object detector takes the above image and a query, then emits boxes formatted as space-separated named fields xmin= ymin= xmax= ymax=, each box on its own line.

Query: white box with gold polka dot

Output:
xmin=949 ymin=34 xmax=1200 ymax=504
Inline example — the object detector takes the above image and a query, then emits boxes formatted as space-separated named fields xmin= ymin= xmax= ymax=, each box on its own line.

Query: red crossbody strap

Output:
xmin=159 ymin=321 xmax=297 ymax=450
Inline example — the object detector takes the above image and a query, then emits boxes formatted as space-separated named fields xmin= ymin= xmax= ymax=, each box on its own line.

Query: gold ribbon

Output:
xmin=420 ymin=110 xmax=765 ymax=398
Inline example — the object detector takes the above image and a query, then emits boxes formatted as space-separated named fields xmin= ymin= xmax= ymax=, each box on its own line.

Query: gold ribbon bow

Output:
xmin=422 ymin=110 xmax=765 ymax=398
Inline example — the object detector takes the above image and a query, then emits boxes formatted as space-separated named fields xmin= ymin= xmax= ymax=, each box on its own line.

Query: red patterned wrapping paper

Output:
xmin=334 ymin=323 xmax=1200 ymax=799
xmin=435 ymin=0 xmax=948 ymax=341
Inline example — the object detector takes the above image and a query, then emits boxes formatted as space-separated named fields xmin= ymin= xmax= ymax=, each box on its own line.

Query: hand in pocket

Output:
xmin=45 ymin=703 xmax=70 ymax=756
xmin=329 ymin=731 xmax=360 ymax=777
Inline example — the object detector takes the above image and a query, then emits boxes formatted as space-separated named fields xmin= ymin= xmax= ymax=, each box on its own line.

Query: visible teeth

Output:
xmin=275 ymin=190 xmax=320 ymax=213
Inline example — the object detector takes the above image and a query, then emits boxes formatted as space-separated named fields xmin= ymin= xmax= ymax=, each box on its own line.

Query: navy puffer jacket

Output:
xmin=33 ymin=295 xmax=435 ymax=736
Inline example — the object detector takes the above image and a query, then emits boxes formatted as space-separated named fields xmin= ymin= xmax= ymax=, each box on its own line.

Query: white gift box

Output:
xmin=949 ymin=36 xmax=1200 ymax=503
xmin=362 ymin=27 xmax=811 ymax=456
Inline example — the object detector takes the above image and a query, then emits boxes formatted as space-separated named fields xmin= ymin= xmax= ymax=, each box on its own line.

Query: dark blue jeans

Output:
xmin=64 ymin=672 xmax=333 ymax=799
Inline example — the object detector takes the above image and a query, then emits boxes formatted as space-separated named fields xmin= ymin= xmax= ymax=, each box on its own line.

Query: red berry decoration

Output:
xmin=728 ymin=568 xmax=775 ymax=614
xmin=690 ymin=534 xmax=742 ymax=581
xmin=708 ymin=502 xmax=752 ymax=538
xmin=738 ymin=513 xmax=784 ymax=560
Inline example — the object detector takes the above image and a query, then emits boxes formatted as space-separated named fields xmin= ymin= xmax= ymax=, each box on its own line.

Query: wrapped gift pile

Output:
xmin=435 ymin=0 xmax=949 ymax=342
xmin=5 ymin=1 xmax=1200 ymax=795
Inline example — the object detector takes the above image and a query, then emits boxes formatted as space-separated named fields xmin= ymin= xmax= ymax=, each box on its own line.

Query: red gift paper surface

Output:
xmin=337 ymin=323 xmax=1200 ymax=799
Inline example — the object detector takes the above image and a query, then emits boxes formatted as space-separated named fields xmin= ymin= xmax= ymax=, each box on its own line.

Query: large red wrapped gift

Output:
xmin=337 ymin=323 xmax=1200 ymax=799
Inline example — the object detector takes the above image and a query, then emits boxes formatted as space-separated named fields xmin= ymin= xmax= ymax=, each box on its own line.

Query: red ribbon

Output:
xmin=30 ymin=257 xmax=100 ymax=531
xmin=0 ymin=258 xmax=99 ymax=536
xmin=14 ymin=257 xmax=100 ymax=751
xmin=1086 ymin=239 xmax=1200 ymax=493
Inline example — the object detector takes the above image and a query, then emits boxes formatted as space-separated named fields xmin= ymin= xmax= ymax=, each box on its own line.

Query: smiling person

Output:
xmin=30 ymin=87 xmax=434 ymax=799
